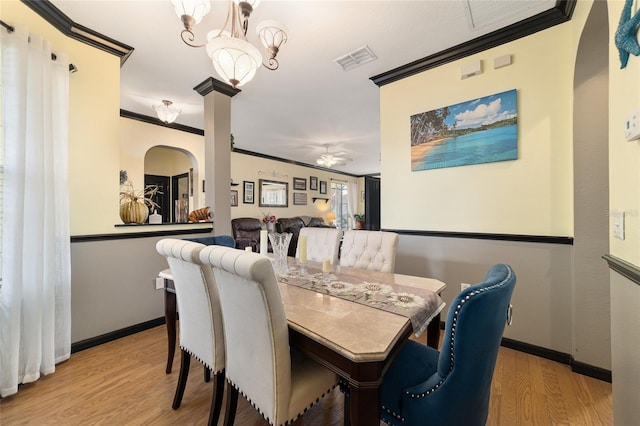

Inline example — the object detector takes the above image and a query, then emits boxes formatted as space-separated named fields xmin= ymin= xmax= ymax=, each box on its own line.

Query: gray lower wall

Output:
xmin=395 ymin=234 xmax=575 ymax=356
xmin=70 ymin=231 xmax=612 ymax=372
xmin=610 ymin=270 xmax=640 ymax=424
xmin=70 ymin=231 xmax=214 ymax=343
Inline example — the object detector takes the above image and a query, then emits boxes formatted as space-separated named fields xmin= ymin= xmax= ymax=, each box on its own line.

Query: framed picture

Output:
xmin=319 ymin=180 xmax=327 ymax=194
xmin=243 ymin=180 xmax=255 ymax=204
xmin=230 ymin=190 xmax=238 ymax=207
xmin=410 ymin=88 xmax=518 ymax=171
xmin=293 ymin=177 xmax=307 ymax=191
xmin=310 ymin=176 xmax=318 ymax=191
xmin=293 ymin=192 xmax=307 ymax=205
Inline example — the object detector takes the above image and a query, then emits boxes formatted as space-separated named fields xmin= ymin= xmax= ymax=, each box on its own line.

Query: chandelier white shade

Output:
xmin=153 ymin=100 xmax=181 ymax=124
xmin=171 ymin=0 xmax=287 ymax=88
xmin=256 ymin=20 xmax=288 ymax=68
xmin=206 ymin=36 xmax=262 ymax=88
xmin=171 ymin=0 xmax=210 ymax=30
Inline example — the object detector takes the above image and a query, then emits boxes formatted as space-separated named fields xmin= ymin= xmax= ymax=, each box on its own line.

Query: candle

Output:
xmin=245 ymin=246 xmax=252 ymax=252
xmin=260 ymin=230 xmax=268 ymax=255
xmin=322 ymin=258 xmax=331 ymax=273
xmin=299 ymin=235 xmax=307 ymax=264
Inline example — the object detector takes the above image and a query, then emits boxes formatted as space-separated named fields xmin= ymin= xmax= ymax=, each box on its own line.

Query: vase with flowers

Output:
xmin=262 ymin=212 xmax=277 ymax=233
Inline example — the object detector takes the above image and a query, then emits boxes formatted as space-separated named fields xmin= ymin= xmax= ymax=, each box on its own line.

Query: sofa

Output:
xmin=276 ymin=216 xmax=329 ymax=256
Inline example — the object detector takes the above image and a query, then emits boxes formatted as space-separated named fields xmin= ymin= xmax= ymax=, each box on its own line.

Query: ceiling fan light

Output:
xmin=171 ymin=0 xmax=211 ymax=28
xmin=206 ymin=36 xmax=263 ymax=87
xmin=153 ymin=100 xmax=182 ymax=124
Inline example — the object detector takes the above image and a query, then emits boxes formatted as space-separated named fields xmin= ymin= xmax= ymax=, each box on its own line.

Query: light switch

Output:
xmin=613 ymin=211 xmax=625 ymax=240
xmin=625 ymin=109 xmax=640 ymax=141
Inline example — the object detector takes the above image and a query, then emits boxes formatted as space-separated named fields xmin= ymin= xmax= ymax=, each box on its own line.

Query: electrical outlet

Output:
xmin=155 ymin=277 xmax=165 ymax=290
xmin=461 ymin=283 xmax=471 ymax=291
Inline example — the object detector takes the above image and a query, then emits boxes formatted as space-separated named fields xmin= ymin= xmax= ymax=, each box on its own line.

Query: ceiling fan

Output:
xmin=315 ymin=145 xmax=352 ymax=168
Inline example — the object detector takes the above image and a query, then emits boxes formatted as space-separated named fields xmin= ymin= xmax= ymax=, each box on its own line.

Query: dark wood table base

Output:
xmin=163 ymin=278 xmax=442 ymax=375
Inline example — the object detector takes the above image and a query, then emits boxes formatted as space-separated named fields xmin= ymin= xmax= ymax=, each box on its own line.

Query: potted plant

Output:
xmin=354 ymin=214 xmax=366 ymax=230
xmin=119 ymin=180 xmax=161 ymax=224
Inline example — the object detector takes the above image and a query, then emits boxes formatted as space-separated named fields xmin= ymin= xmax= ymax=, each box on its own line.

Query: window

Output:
xmin=330 ymin=182 xmax=348 ymax=229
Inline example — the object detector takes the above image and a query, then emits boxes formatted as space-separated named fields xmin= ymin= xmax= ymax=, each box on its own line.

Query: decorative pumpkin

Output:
xmin=120 ymin=201 xmax=149 ymax=224
xmin=119 ymin=180 xmax=161 ymax=224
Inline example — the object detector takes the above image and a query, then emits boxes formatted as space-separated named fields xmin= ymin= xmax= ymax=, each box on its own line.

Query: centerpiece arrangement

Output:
xmin=262 ymin=212 xmax=276 ymax=233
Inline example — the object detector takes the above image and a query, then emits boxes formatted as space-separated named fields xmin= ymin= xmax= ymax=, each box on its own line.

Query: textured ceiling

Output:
xmin=51 ymin=0 xmax=557 ymax=175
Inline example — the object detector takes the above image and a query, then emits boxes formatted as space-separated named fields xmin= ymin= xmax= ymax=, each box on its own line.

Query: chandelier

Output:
xmin=171 ymin=0 xmax=288 ymax=88
xmin=153 ymin=100 xmax=182 ymax=123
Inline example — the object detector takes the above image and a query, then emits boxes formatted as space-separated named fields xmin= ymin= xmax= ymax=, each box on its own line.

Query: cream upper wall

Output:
xmin=145 ymin=147 xmax=192 ymax=177
xmin=380 ymin=18 xmax=580 ymax=236
xmin=608 ymin=0 xmax=640 ymax=266
xmin=230 ymin=152 xmax=363 ymax=221
xmin=2 ymin=1 xmax=122 ymax=236
xmin=119 ymin=117 xmax=364 ymax=224
xmin=120 ymin=118 xmax=205 ymax=215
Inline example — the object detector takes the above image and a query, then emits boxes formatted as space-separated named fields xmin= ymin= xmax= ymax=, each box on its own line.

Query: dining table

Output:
xmin=159 ymin=256 xmax=446 ymax=426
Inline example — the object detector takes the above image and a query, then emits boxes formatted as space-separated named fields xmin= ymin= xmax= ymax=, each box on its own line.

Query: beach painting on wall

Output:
xmin=411 ymin=89 xmax=518 ymax=171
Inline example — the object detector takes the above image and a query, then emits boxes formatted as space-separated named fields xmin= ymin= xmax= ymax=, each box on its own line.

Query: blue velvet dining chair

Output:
xmin=183 ymin=235 xmax=235 ymax=248
xmin=380 ymin=264 xmax=516 ymax=426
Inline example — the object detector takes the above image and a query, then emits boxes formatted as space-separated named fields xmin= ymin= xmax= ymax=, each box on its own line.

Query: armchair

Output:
xmin=231 ymin=217 xmax=262 ymax=252
xmin=379 ymin=264 xmax=517 ymax=426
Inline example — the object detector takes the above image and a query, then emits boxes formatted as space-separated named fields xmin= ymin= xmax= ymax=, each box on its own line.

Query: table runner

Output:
xmin=278 ymin=265 xmax=446 ymax=337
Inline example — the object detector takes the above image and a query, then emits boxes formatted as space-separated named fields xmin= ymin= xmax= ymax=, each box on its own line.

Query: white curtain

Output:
xmin=346 ymin=180 xmax=358 ymax=229
xmin=0 ymin=25 xmax=71 ymax=397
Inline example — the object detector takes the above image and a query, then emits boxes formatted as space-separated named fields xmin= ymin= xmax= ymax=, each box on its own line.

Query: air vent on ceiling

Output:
xmin=334 ymin=45 xmax=377 ymax=71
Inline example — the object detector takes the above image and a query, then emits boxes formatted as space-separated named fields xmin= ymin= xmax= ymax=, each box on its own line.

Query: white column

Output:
xmin=195 ymin=78 xmax=240 ymax=236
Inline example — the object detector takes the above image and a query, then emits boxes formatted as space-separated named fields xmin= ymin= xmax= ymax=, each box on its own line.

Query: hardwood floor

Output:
xmin=0 ymin=326 xmax=612 ymax=425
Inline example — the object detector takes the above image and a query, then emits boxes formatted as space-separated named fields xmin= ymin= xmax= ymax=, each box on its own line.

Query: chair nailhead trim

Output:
xmin=381 ymin=405 xmax=404 ymax=423
xmin=227 ymin=379 xmax=337 ymax=426
xmin=404 ymin=267 xmax=514 ymax=399
xmin=181 ymin=346 xmax=222 ymax=374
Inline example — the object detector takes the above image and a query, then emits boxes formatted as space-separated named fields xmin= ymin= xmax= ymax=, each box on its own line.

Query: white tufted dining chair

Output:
xmin=339 ymin=230 xmax=399 ymax=273
xmin=295 ymin=227 xmax=343 ymax=265
xmin=155 ymin=239 xmax=225 ymax=426
xmin=198 ymin=245 xmax=338 ymax=426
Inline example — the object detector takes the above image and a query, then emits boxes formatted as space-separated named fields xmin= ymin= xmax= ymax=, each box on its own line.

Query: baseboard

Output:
xmin=438 ymin=322 xmax=611 ymax=383
xmin=71 ymin=317 xmax=166 ymax=353
xmin=571 ymin=360 xmax=612 ymax=383
xmin=71 ymin=318 xmax=612 ymax=383
xmin=501 ymin=337 xmax=612 ymax=383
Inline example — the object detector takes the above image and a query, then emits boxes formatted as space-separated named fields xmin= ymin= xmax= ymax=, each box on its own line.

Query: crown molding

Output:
xmin=371 ymin=0 xmax=576 ymax=86
xmin=21 ymin=0 xmax=134 ymax=66
xmin=193 ymin=77 xmax=241 ymax=98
